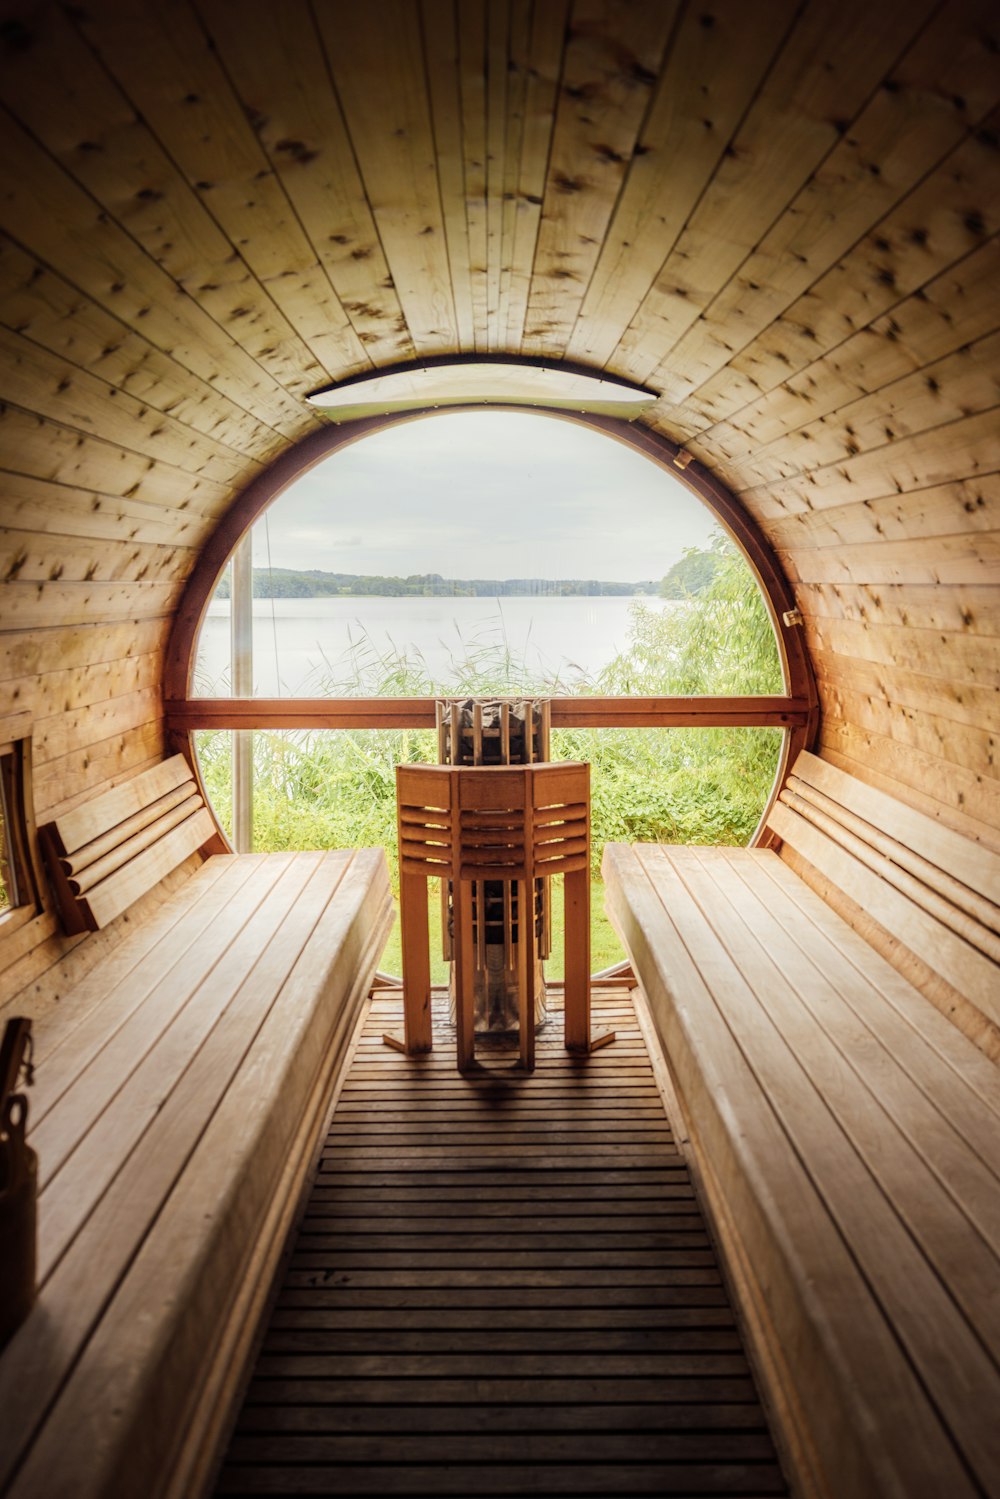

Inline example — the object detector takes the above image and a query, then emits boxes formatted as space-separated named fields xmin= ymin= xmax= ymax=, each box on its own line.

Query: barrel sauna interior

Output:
xmin=0 ymin=2 xmax=998 ymax=1497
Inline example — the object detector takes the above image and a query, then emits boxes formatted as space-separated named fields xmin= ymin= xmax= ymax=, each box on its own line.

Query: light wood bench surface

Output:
xmin=37 ymin=754 xmax=219 ymax=934
xmin=604 ymin=751 xmax=1000 ymax=1499
xmin=1 ymin=759 xmax=393 ymax=1499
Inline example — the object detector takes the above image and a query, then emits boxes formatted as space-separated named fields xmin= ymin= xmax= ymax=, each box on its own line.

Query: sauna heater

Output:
xmin=436 ymin=699 xmax=551 ymax=1032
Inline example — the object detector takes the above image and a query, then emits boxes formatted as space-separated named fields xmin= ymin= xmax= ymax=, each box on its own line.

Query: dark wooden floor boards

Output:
xmin=215 ymin=985 xmax=787 ymax=1497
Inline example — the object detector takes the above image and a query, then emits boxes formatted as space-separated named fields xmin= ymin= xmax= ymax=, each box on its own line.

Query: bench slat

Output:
xmin=781 ymin=781 xmax=1000 ymax=953
xmin=68 ymin=793 xmax=204 ymax=893
xmin=675 ymin=849 xmax=1000 ymax=1330
xmin=27 ymin=857 xmax=248 ymax=1097
xmin=79 ymin=805 xmax=217 ymax=930
xmin=604 ymin=843 xmax=976 ymax=1499
xmin=639 ymin=849 xmax=1000 ymax=1466
xmin=769 ymin=800 xmax=1000 ymax=1033
xmin=7 ymin=850 xmax=391 ymax=1499
xmin=39 ymin=754 xmax=216 ymax=934
xmin=793 ymin=750 xmax=1000 ymax=903
xmin=61 ymin=780 xmax=199 ymax=877
xmin=30 ymin=854 xmax=296 ymax=1194
xmin=5 ymin=855 xmax=230 ymax=1063
xmin=0 ymin=848 xmax=393 ymax=1499
xmin=37 ymin=853 xmax=333 ymax=1281
xmin=50 ymin=755 xmax=195 ymax=858
xmin=728 ymin=850 xmax=1000 ymax=1157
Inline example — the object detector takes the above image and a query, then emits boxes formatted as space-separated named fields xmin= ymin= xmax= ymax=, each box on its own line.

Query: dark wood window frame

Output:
xmin=164 ymin=407 xmax=818 ymax=843
xmin=0 ymin=711 xmax=43 ymax=944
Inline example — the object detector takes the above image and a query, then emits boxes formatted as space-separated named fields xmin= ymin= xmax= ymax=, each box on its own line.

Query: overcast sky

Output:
xmin=252 ymin=411 xmax=719 ymax=582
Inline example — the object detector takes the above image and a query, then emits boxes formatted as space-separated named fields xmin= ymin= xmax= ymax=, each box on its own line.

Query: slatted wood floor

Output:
xmin=215 ymin=984 xmax=787 ymax=1497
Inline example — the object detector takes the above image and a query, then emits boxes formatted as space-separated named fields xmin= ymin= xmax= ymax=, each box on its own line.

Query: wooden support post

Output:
xmin=518 ymin=878 xmax=535 ymax=1072
xmin=384 ymin=870 xmax=433 ymax=1055
xmin=455 ymin=884 xmax=476 ymax=1071
xmin=564 ymin=866 xmax=614 ymax=1055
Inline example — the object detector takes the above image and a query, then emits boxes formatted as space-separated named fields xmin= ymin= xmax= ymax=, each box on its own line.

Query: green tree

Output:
xmin=659 ymin=546 xmax=720 ymax=600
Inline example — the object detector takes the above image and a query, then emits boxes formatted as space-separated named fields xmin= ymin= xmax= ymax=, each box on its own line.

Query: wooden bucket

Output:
xmin=0 ymin=1018 xmax=36 ymax=1349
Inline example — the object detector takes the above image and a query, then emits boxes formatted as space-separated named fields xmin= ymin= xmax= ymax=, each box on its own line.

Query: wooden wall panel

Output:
xmin=0 ymin=0 xmax=997 ymax=1004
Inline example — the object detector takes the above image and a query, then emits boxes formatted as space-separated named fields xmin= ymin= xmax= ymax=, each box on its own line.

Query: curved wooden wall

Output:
xmin=0 ymin=0 xmax=997 ymax=1002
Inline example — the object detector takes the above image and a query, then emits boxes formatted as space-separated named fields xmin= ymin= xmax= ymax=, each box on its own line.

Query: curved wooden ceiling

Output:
xmin=0 ymin=0 xmax=997 ymax=894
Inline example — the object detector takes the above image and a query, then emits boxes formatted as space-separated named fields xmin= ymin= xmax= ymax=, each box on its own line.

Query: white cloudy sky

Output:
xmin=252 ymin=411 xmax=719 ymax=582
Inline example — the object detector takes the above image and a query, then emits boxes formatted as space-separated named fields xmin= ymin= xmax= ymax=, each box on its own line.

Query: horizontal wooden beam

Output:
xmin=166 ymin=695 xmax=809 ymax=732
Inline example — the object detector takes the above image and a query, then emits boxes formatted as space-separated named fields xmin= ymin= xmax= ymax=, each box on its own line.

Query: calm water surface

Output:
xmin=195 ymin=594 xmax=668 ymax=696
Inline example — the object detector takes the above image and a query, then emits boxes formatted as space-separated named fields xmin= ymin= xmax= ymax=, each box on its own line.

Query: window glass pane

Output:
xmin=192 ymin=412 xmax=781 ymax=699
xmin=193 ymin=565 xmax=232 ymax=696
xmin=194 ymin=724 xmax=783 ymax=979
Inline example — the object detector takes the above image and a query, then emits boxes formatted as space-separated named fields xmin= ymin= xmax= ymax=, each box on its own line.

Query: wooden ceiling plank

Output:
xmin=317 ymin=1 xmax=459 ymax=352
xmin=502 ymin=0 xmax=567 ymax=350
xmin=0 ymin=619 xmax=171 ymax=686
xmin=31 ymin=684 xmax=164 ymax=768
xmin=194 ymin=0 xmax=413 ymax=369
xmin=454 ymin=0 xmax=490 ymax=351
xmin=0 ymin=323 xmax=260 ymax=488
xmin=521 ymin=0 xmax=677 ymax=356
xmin=805 ymin=615 xmax=1000 ymax=691
xmin=612 ymin=0 xmax=939 ymax=385
xmin=684 ymin=115 xmax=1000 ymax=433
xmin=0 ymin=474 xmax=216 ymax=550
xmin=0 ymin=579 xmax=183 ymax=631
xmin=818 ymin=682 xmax=998 ymax=783
xmin=420 ymin=0 xmax=477 ymax=352
xmin=0 ymin=111 xmax=310 ymax=439
xmin=0 ymin=652 xmax=161 ymax=725
xmin=819 ymin=727 xmax=1000 ymax=853
xmin=32 ymin=721 xmax=167 ymax=819
xmin=793 ymin=580 xmax=1000 ymax=638
xmin=700 ymin=235 xmax=1000 ymax=463
xmin=767 ymin=473 xmax=1000 ymax=551
xmin=71 ymin=0 xmax=371 ymax=382
xmin=0 ymin=528 xmax=199 ymax=588
xmin=741 ymin=407 xmax=1000 ymax=517
xmin=809 ymin=647 xmax=1000 ymax=733
xmin=484 ymin=0 xmax=513 ymax=352
xmin=650 ymin=0 xmax=1000 ymax=407
xmin=722 ymin=329 xmax=1000 ymax=484
xmin=494 ymin=0 xmax=535 ymax=353
xmin=0 ymin=233 xmax=285 ymax=458
xmin=0 ymin=406 xmax=232 ymax=518
xmin=0 ymin=6 xmax=335 ymax=409
xmin=565 ymin=1 xmax=797 ymax=370
xmin=780 ymin=530 xmax=1000 ymax=588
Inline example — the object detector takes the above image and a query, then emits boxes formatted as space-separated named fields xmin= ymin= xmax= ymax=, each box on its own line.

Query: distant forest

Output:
xmin=213 ymin=568 xmax=662 ymax=599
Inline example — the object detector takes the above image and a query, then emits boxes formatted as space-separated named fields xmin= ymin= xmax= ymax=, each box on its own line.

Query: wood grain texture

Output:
xmin=0 ymin=847 xmax=393 ymax=1499
xmin=604 ymin=839 xmax=1000 ymax=1499
xmin=0 ymin=0 xmax=996 ymax=999
xmin=215 ymin=984 xmax=787 ymax=1498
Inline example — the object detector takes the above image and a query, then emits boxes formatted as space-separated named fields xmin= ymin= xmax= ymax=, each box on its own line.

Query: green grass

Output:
xmin=194 ymin=532 xmax=784 ymax=968
xmin=374 ymin=876 xmax=625 ymax=985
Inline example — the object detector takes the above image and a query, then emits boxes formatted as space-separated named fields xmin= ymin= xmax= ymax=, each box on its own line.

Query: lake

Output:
xmin=194 ymin=594 xmax=668 ymax=697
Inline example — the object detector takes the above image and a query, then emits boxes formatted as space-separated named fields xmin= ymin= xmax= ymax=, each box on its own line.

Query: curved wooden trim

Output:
xmin=164 ymin=402 xmax=819 ymax=847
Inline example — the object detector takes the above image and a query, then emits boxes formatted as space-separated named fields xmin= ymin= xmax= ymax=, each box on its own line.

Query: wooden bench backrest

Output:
xmin=768 ymin=750 xmax=1000 ymax=1044
xmin=38 ymin=755 xmax=216 ymax=933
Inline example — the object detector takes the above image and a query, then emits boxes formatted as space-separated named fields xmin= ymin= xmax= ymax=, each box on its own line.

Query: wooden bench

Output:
xmin=0 ymin=756 xmax=393 ymax=1499
xmin=603 ymin=751 xmax=1000 ymax=1499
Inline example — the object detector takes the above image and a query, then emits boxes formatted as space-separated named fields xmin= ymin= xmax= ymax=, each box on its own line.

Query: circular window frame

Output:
xmin=164 ymin=404 xmax=818 ymax=844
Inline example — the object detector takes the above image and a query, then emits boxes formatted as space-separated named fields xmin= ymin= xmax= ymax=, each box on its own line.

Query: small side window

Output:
xmin=0 ymin=714 xmax=41 ymax=938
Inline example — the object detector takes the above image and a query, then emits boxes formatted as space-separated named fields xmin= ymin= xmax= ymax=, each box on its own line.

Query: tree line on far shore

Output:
xmin=212 ymin=545 xmax=723 ymax=601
